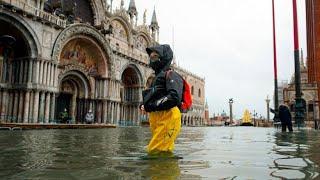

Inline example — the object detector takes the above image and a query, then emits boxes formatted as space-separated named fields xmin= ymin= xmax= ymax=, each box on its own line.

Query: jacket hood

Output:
xmin=146 ymin=44 xmax=173 ymax=74
xmin=279 ymin=105 xmax=289 ymax=112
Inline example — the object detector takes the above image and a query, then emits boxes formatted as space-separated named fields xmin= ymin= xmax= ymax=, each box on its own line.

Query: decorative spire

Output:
xmin=120 ymin=0 xmax=124 ymax=9
xmin=150 ymin=7 xmax=159 ymax=42
xmin=143 ymin=9 xmax=147 ymax=25
xmin=151 ymin=7 xmax=158 ymax=27
xmin=110 ymin=0 xmax=113 ymax=12
xmin=205 ymin=100 xmax=209 ymax=109
xmin=127 ymin=0 xmax=137 ymax=16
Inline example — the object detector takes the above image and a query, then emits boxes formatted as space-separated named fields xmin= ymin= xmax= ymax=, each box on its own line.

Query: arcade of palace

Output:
xmin=0 ymin=0 xmax=208 ymax=126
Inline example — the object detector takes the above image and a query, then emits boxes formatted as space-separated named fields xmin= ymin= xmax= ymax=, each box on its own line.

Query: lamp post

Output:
xmin=292 ymin=0 xmax=305 ymax=127
xmin=253 ymin=110 xmax=257 ymax=126
xmin=229 ymin=98 xmax=234 ymax=125
xmin=266 ymin=95 xmax=271 ymax=121
xmin=272 ymin=0 xmax=280 ymax=122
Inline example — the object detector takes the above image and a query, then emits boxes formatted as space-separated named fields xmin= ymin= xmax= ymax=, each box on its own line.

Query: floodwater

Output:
xmin=0 ymin=127 xmax=319 ymax=179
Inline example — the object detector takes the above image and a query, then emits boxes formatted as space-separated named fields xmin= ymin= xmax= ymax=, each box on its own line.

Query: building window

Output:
xmin=198 ymin=89 xmax=201 ymax=97
xmin=191 ymin=86 xmax=194 ymax=95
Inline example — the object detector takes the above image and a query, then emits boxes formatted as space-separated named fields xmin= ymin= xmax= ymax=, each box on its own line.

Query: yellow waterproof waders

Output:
xmin=147 ymin=106 xmax=181 ymax=155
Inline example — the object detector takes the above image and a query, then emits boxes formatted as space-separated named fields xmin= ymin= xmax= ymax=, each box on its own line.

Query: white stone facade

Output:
xmin=0 ymin=0 xmax=206 ymax=126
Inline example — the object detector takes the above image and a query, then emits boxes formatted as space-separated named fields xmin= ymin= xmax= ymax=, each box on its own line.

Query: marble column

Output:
xmin=95 ymin=81 xmax=99 ymax=98
xmin=18 ymin=91 xmax=24 ymax=122
xmin=47 ymin=63 xmax=51 ymax=86
xmin=23 ymin=61 xmax=28 ymax=83
xmin=46 ymin=63 xmax=50 ymax=85
xmin=7 ymin=92 xmax=12 ymax=121
xmin=44 ymin=92 xmax=50 ymax=123
xmin=111 ymin=102 xmax=114 ymax=124
xmin=50 ymin=64 xmax=54 ymax=86
xmin=28 ymin=92 xmax=34 ymax=123
xmin=13 ymin=91 xmax=19 ymax=122
xmin=53 ymin=65 xmax=57 ymax=87
xmin=116 ymin=103 xmax=120 ymax=125
xmin=23 ymin=91 xmax=30 ymax=123
xmin=34 ymin=60 xmax=39 ymax=84
xmin=39 ymin=61 xmax=43 ymax=85
xmin=50 ymin=93 xmax=56 ymax=123
xmin=135 ymin=106 xmax=138 ymax=124
xmin=103 ymin=80 xmax=107 ymax=98
xmin=33 ymin=91 xmax=39 ymax=123
xmin=43 ymin=62 xmax=47 ymax=85
xmin=102 ymin=100 xmax=107 ymax=123
xmin=123 ymin=105 xmax=126 ymax=121
xmin=99 ymin=81 xmax=103 ymax=98
xmin=28 ymin=59 xmax=33 ymax=83
xmin=113 ymin=102 xmax=117 ymax=124
xmin=39 ymin=92 xmax=46 ymax=123
xmin=95 ymin=101 xmax=101 ymax=123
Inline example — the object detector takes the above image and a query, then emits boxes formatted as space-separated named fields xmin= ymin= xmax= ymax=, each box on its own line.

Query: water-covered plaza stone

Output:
xmin=0 ymin=127 xmax=319 ymax=179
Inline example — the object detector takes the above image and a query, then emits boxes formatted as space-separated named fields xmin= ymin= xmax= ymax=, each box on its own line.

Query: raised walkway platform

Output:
xmin=0 ymin=123 xmax=116 ymax=130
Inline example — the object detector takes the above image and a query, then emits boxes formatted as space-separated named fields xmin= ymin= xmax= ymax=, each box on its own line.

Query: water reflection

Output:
xmin=0 ymin=127 xmax=319 ymax=179
xmin=271 ymin=131 xmax=320 ymax=179
xmin=141 ymin=159 xmax=181 ymax=179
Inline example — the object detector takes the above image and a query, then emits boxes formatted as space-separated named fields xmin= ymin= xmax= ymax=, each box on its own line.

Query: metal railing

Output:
xmin=1 ymin=0 xmax=66 ymax=28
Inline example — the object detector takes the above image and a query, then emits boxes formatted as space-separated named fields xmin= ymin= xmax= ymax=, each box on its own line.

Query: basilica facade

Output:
xmin=0 ymin=0 xmax=207 ymax=126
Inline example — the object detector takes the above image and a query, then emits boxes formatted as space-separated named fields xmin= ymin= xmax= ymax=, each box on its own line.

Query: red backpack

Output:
xmin=166 ymin=70 xmax=193 ymax=112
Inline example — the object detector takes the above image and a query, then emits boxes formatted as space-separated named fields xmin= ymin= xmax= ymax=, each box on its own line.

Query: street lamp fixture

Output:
xmin=266 ymin=95 xmax=271 ymax=121
xmin=229 ymin=98 xmax=234 ymax=125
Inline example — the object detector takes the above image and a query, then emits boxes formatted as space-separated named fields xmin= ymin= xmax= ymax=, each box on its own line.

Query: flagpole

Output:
xmin=292 ymin=0 xmax=304 ymax=127
xmin=272 ymin=0 xmax=279 ymax=122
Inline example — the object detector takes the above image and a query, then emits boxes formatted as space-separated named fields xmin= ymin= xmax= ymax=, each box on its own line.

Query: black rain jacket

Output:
xmin=142 ymin=44 xmax=183 ymax=112
xmin=279 ymin=105 xmax=292 ymax=124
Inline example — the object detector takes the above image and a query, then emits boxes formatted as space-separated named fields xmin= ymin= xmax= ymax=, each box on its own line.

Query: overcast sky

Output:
xmin=114 ymin=0 xmax=307 ymax=119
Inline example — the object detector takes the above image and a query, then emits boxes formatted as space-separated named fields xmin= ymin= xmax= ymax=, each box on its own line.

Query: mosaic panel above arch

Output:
xmin=60 ymin=37 xmax=107 ymax=77
xmin=52 ymin=24 xmax=115 ymax=78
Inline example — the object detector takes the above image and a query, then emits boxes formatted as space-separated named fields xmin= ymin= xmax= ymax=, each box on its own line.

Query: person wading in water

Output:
xmin=140 ymin=44 xmax=184 ymax=157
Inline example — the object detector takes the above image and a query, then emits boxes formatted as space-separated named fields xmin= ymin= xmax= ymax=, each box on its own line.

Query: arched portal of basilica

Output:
xmin=119 ymin=65 xmax=143 ymax=125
